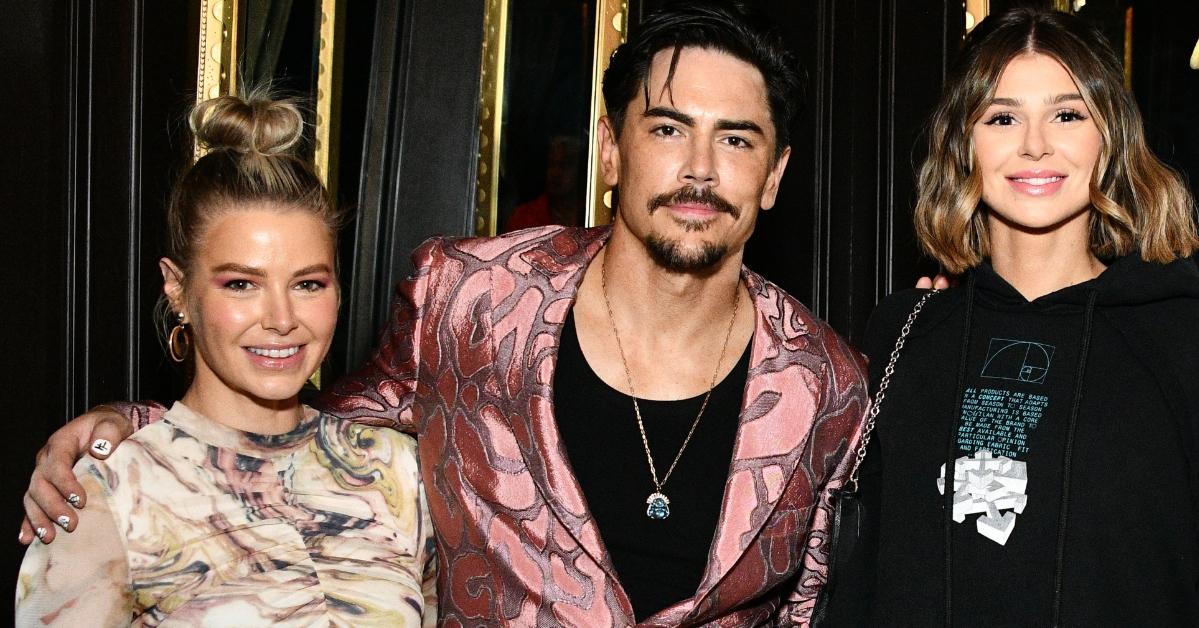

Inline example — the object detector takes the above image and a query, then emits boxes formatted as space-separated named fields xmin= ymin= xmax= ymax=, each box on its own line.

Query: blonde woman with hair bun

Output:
xmin=15 ymin=92 xmax=435 ymax=627
xmin=822 ymin=7 xmax=1199 ymax=626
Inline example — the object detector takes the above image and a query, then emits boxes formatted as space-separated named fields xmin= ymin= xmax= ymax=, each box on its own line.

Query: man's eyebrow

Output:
xmin=642 ymin=106 xmax=695 ymax=126
xmin=642 ymin=107 xmax=765 ymax=135
xmin=212 ymin=263 xmax=265 ymax=276
xmin=715 ymin=119 xmax=764 ymax=135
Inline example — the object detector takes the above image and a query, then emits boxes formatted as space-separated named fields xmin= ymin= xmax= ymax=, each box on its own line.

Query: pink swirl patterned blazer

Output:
xmin=321 ymin=225 xmax=869 ymax=626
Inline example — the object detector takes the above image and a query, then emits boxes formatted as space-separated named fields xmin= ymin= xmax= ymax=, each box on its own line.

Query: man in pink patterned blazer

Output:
xmin=23 ymin=2 xmax=868 ymax=625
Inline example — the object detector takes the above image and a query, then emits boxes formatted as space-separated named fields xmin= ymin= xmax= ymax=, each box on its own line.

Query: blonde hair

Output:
xmin=159 ymin=89 xmax=342 ymax=350
xmin=915 ymin=7 xmax=1198 ymax=273
xmin=167 ymin=90 xmax=341 ymax=275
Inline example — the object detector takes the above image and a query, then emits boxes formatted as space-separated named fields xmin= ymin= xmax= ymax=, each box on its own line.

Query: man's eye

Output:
xmin=653 ymin=125 xmax=680 ymax=137
xmin=224 ymin=279 xmax=253 ymax=291
xmin=723 ymin=136 xmax=751 ymax=148
xmin=984 ymin=113 xmax=1016 ymax=126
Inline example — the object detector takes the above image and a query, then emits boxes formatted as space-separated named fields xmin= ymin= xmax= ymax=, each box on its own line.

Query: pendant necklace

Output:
xmin=600 ymin=255 xmax=741 ymax=520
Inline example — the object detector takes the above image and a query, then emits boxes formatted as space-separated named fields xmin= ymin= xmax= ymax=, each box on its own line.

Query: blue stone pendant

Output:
xmin=646 ymin=492 xmax=671 ymax=520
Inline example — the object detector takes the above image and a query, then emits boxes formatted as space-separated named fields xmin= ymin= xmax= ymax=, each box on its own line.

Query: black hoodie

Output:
xmin=822 ymin=254 xmax=1199 ymax=626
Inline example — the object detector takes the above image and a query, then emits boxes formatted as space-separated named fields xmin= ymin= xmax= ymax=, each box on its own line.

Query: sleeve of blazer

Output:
xmin=775 ymin=330 xmax=870 ymax=626
xmin=104 ymin=401 xmax=168 ymax=431
xmin=317 ymin=237 xmax=445 ymax=433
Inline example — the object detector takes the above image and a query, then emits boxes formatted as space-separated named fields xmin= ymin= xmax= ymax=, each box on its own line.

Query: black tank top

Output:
xmin=553 ymin=310 xmax=750 ymax=620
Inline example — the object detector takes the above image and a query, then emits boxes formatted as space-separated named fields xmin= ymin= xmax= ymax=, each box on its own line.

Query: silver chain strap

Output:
xmin=846 ymin=289 xmax=939 ymax=492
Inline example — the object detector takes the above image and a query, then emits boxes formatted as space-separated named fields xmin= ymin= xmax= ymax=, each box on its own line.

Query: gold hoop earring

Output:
xmin=168 ymin=314 xmax=191 ymax=363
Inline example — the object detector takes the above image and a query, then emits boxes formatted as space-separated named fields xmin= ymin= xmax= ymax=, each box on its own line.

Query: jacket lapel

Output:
xmin=686 ymin=269 xmax=831 ymax=617
xmin=493 ymin=227 xmax=628 ymax=586
xmin=495 ymin=232 xmax=832 ymax=624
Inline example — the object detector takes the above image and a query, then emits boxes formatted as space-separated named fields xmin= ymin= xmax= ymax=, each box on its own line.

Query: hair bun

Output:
xmin=190 ymin=90 xmax=305 ymax=156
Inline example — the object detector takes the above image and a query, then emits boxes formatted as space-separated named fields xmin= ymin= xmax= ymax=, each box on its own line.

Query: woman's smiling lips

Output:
xmin=1006 ymin=170 xmax=1067 ymax=196
xmin=243 ymin=345 xmax=305 ymax=369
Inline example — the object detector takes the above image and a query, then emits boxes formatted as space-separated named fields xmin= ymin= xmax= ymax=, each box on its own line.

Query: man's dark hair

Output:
xmin=602 ymin=0 xmax=801 ymax=159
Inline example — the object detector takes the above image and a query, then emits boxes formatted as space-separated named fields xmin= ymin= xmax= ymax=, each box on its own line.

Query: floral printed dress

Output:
xmin=16 ymin=402 xmax=436 ymax=627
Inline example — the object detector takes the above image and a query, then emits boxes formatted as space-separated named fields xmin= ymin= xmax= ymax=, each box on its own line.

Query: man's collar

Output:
xmin=518 ymin=225 xmax=610 ymax=279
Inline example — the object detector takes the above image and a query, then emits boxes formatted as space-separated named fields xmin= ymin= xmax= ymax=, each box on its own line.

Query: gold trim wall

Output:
xmin=474 ymin=0 xmax=509 ymax=237
xmin=193 ymin=0 xmax=343 ymax=387
xmin=474 ymin=0 xmax=628 ymax=236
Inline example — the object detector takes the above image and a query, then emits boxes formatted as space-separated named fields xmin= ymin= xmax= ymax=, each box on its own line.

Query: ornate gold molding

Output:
xmin=964 ymin=0 xmax=988 ymax=33
xmin=314 ymin=0 xmax=345 ymax=200
xmin=194 ymin=0 xmax=342 ymax=388
xmin=196 ymin=0 xmax=239 ymax=101
xmin=473 ymin=0 xmax=627 ymax=235
xmin=309 ymin=0 xmax=343 ymax=390
xmin=474 ymin=0 xmax=510 ymax=236
xmin=196 ymin=0 xmax=240 ymax=156
xmin=584 ymin=0 xmax=628 ymax=228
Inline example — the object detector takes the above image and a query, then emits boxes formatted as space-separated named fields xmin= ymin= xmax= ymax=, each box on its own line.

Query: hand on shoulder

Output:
xmin=19 ymin=406 xmax=133 ymax=545
xmin=916 ymin=274 xmax=953 ymax=290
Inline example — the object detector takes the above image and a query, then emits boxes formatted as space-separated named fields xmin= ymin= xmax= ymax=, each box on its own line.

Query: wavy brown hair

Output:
xmin=915 ymin=7 xmax=1198 ymax=273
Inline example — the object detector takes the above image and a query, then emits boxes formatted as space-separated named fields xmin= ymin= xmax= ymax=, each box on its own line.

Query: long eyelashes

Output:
xmin=982 ymin=109 xmax=1088 ymax=127
xmin=984 ymin=113 xmax=1016 ymax=126
xmin=220 ymin=279 xmax=328 ymax=292
xmin=1054 ymin=108 xmax=1088 ymax=122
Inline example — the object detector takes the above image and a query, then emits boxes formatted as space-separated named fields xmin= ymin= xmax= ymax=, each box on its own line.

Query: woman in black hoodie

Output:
xmin=822 ymin=7 xmax=1199 ymax=627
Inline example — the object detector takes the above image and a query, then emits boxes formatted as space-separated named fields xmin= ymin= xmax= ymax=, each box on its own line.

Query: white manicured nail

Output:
xmin=67 ymin=493 xmax=82 ymax=508
xmin=34 ymin=527 xmax=47 ymax=541
xmin=18 ymin=530 xmax=25 ymax=543
xmin=90 ymin=439 xmax=112 ymax=456
xmin=55 ymin=515 xmax=71 ymax=529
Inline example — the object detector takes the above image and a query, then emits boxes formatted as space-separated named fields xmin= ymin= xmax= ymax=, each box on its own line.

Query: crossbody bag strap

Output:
xmin=845 ymin=289 xmax=939 ymax=493
xmin=811 ymin=289 xmax=941 ymax=627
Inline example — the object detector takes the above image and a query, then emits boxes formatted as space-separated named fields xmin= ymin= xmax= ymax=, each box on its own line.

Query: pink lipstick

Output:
xmin=243 ymin=344 xmax=305 ymax=370
xmin=1006 ymin=170 xmax=1067 ymax=196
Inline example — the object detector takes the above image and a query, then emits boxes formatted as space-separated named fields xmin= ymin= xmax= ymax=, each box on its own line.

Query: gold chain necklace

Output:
xmin=599 ymin=255 xmax=742 ymax=520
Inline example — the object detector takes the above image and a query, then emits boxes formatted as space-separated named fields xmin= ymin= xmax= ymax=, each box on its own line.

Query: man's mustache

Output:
xmin=648 ymin=186 xmax=741 ymax=219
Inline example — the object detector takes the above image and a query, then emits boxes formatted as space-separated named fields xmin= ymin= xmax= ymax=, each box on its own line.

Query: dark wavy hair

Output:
xmin=601 ymin=0 xmax=801 ymax=160
xmin=915 ymin=7 xmax=1198 ymax=272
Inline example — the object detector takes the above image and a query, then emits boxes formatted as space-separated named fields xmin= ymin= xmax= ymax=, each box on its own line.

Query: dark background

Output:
xmin=3 ymin=0 xmax=1196 ymax=615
